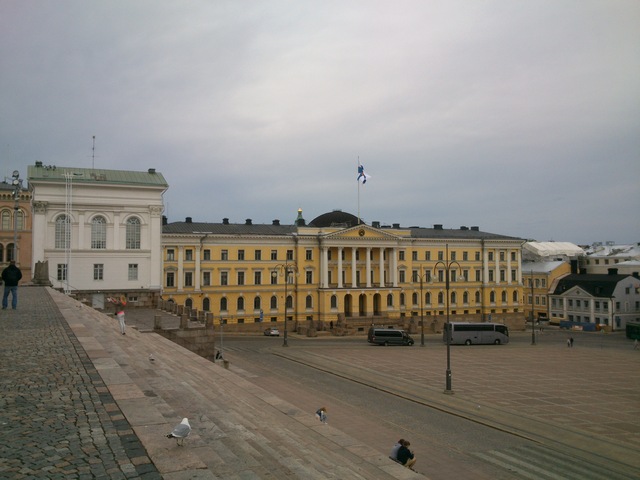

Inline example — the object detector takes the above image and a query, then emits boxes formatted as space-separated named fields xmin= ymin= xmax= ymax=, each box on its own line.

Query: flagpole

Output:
xmin=357 ymin=156 xmax=361 ymax=224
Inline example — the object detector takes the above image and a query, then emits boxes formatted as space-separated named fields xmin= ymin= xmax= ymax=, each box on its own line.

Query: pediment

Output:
xmin=321 ymin=225 xmax=402 ymax=242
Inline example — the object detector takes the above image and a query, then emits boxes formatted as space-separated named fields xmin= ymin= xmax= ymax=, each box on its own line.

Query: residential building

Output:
xmin=0 ymin=178 xmax=32 ymax=281
xmin=28 ymin=162 xmax=168 ymax=308
xmin=162 ymin=210 xmax=526 ymax=331
xmin=549 ymin=272 xmax=640 ymax=331
xmin=522 ymin=260 xmax=571 ymax=321
xmin=581 ymin=242 xmax=640 ymax=275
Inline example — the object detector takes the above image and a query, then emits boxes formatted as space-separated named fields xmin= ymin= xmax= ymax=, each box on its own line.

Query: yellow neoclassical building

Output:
xmin=161 ymin=210 xmax=527 ymax=331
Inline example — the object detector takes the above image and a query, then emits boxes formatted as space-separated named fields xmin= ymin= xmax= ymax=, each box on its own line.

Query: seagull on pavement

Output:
xmin=166 ymin=418 xmax=191 ymax=446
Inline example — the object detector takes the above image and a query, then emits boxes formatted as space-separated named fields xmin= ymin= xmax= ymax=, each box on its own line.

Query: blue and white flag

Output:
xmin=357 ymin=164 xmax=370 ymax=184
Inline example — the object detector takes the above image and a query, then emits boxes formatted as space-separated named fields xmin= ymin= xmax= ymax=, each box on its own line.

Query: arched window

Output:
xmin=512 ymin=291 xmax=518 ymax=303
xmin=91 ymin=216 xmax=107 ymax=249
xmin=55 ymin=214 xmax=70 ymax=249
xmin=387 ymin=293 xmax=393 ymax=307
xmin=220 ymin=297 xmax=228 ymax=311
xmin=438 ymin=292 xmax=444 ymax=304
xmin=490 ymin=291 xmax=496 ymax=303
xmin=237 ymin=297 xmax=245 ymax=311
xmin=463 ymin=291 xmax=469 ymax=304
xmin=203 ymin=298 xmax=210 ymax=311
xmin=400 ymin=293 xmax=405 ymax=306
xmin=451 ymin=292 xmax=457 ymax=304
xmin=1 ymin=209 xmax=10 ymax=230
xmin=475 ymin=291 xmax=481 ymax=303
xmin=425 ymin=292 xmax=431 ymax=304
xmin=270 ymin=295 xmax=278 ymax=309
xmin=185 ymin=298 xmax=193 ymax=309
xmin=286 ymin=295 xmax=293 ymax=309
xmin=412 ymin=292 xmax=418 ymax=305
xmin=501 ymin=291 xmax=507 ymax=303
xmin=306 ymin=295 xmax=312 ymax=309
xmin=330 ymin=295 xmax=337 ymax=309
xmin=0 ymin=244 xmax=4 ymax=262
xmin=125 ymin=217 xmax=141 ymax=249
xmin=15 ymin=210 xmax=24 ymax=230
xmin=254 ymin=296 xmax=261 ymax=310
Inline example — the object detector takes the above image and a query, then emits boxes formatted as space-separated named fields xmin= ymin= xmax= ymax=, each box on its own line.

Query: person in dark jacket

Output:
xmin=2 ymin=260 xmax=23 ymax=310
xmin=397 ymin=440 xmax=417 ymax=470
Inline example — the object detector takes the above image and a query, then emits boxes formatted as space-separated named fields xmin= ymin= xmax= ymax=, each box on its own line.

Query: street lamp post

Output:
xmin=272 ymin=262 xmax=298 ymax=347
xmin=610 ymin=296 xmax=616 ymax=332
xmin=414 ymin=266 xmax=430 ymax=347
xmin=11 ymin=171 xmax=23 ymax=263
xmin=530 ymin=271 xmax=536 ymax=345
xmin=434 ymin=244 xmax=461 ymax=394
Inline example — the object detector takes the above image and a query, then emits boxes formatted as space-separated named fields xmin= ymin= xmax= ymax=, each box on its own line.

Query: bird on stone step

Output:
xmin=166 ymin=418 xmax=191 ymax=446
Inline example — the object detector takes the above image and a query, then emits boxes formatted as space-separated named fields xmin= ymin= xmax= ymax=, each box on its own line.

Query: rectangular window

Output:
xmin=511 ymin=252 xmax=516 ymax=261
xmin=221 ymin=250 xmax=228 ymax=260
xmin=463 ymin=251 xmax=468 ymax=261
xmin=254 ymin=271 xmax=262 ymax=285
xmin=412 ymin=270 xmax=418 ymax=283
xmin=438 ymin=270 xmax=444 ymax=282
xmin=238 ymin=250 xmax=245 ymax=261
xmin=203 ymin=249 xmax=210 ymax=260
xmin=185 ymin=249 xmax=193 ymax=261
xmin=425 ymin=251 xmax=431 ymax=261
xmin=511 ymin=269 xmax=517 ymax=281
xmin=237 ymin=271 xmax=245 ymax=285
xmin=399 ymin=270 xmax=406 ymax=283
xmin=286 ymin=250 xmax=293 ymax=261
xmin=412 ymin=251 xmax=418 ymax=261
xmin=271 ymin=250 xmax=277 ymax=260
xmin=475 ymin=252 xmax=480 ymax=261
xmin=306 ymin=249 xmax=313 ymax=261
xmin=489 ymin=270 xmax=494 ymax=282
xmin=202 ymin=271 xmax=211 ymax=286
xmin=271 ymin=272 xmax=278 ymax=285
xmin=438 ymin=251 xmax=443 ymax=261
xmin=304 ymin=270 xmax=312 ymax=284
xmin=93 ymin=264 xmax=104 ymax=281
xmin=500 ymin=270 xmax=505 ymax=282
xmin=128 ymin=264 xmax=138 ymax=281
xmin=500 ymin=251 xmax=505 ymax=261
xmin=451 ymin=251 xmax=456 ymax=261
xmin=488 ymin=252 xmax=494 ymax=261
xmin=255 ymin=250 xmax=262 ymax=261
xmin=167 ymin=249 xmax=175 ymax=261
xmin=184 ymin=272 xmax=193 ymax=287
xmin=475 ymin=270 xmax=481 ymax=282
xmin=166 ymin=271 xmax=174 ymax=287
xmin=220 ymin=271 xmax=228 ymax=286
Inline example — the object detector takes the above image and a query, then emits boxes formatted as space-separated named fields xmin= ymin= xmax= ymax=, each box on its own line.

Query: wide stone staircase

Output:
xmin=50 ymin=288 xmax=424 ymax=479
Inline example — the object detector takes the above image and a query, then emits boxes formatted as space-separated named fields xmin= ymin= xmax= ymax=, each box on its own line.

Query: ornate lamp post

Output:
xmin=434 ymin=244 xmax=461 ymax=394
xmin=11 ymin=171 xmax=23 ymax=262
xmin=272 ymin=262 xmax=298 ymax=347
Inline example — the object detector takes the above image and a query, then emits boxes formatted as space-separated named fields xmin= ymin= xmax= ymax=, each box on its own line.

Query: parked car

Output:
xmin=264 ymin=327 xmax=280 ymax=336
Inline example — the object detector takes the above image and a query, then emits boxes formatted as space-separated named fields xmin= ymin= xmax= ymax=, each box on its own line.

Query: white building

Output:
xmin=28 ymin=162 xmax=168 ymax=307
xmin=581 ymin=242 xmax=640 ymax=275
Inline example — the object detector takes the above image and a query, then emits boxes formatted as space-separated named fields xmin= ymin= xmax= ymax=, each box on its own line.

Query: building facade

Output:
xmin=522 ymin=260 xmax=571 ymax=321
xmin=28 ymin=162 xmax=168 ymax=307
xmin=549 ymin=272 xmax=640 ymax=331
xmin=0 ymin=179 xmax=32 ymax=282
xmin=162 ymin=210 xmax=527 ymax=331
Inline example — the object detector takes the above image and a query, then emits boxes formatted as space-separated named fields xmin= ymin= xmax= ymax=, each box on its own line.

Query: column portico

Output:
xmin=322 ymin=247 xmax=329 ymax=288
xmin=379 ymin=247 xmax=385 ymax=288
xmin=337 ymin=247 xmax=343 ymax=288
xmin=366 ymin=247 xmax=372 ymax=287
xmin=351 ymin=247 xmax=357 ymax=287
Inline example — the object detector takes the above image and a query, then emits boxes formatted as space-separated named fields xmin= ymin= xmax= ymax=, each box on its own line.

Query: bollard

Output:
xmin=154 ymin=315 xmax=162 ymax=330
xmin=223 ymin=360 xmax=229 ymax=369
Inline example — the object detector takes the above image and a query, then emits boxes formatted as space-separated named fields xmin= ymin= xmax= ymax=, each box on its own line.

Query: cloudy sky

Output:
xmin=1 ymin=1 xmax=638 ymax=245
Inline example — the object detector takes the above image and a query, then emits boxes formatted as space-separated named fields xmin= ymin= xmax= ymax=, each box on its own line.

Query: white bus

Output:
xmin=443 ymin=322 xmax=509 ymax=345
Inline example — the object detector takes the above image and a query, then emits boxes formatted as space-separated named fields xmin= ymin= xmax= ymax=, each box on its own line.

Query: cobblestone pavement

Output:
xmin=0 ymin=288 xmax=160 ymax=480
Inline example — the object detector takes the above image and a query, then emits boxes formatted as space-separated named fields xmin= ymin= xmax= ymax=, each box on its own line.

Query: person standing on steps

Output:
xmin=2 ymin=260 xmax=23 ymax=310
xmin=108 ymin=296 xmax=127 ymax=335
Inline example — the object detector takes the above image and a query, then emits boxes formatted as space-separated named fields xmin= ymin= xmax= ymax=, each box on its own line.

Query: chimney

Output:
xmin=162 ymin=215 xmax=167 ymax=226
xmin=148 ymin=168 xmax=156 ymax=174
xmin=434 ymin=224 xmax=443 ymax=230
xmin=222 ymin=218 xmax=229 ymax=225
xmin=632 ymin=272 xmax=639 ymax=279
xmin=245 ymin=219 xmax=252 ymax=225
xmin=35 ymin=160 xmax=43 ymax=167
xmin=608 ymin=268 xmax=618 ymax=275
xmin=470 ymin=226 xmax=479 ymax=231
xmin=185 ymin=217 xmax=192 ymax=223
xmin=460 ymin=226 xmax=468 ymax=230
xmin=570 ymin=260 xmax=578 ymax=274
xmin=393 ymin=223 xmax=400 ymax=229
xmin=272 ymin=219 xmax=280 ymax=226
xmin=372 ymin=221 xmax=380 ymax=228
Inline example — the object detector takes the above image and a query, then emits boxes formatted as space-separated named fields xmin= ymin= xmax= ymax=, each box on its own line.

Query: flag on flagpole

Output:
xmin=357 ymin=163 xmax=370 ymax=184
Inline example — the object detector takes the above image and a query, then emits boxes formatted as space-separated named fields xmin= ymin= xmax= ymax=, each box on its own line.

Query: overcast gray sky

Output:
xmin=1 ymin=1 xmax=638 ymax=245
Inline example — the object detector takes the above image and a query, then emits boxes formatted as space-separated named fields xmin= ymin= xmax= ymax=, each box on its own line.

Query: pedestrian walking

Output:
xmin=315 ymin=407 xmax=328 ymax=424
xmin=108 ymin=296 xmax=127 ymax=335
xmin=570 ymin=337 xmax=574 ymax=348
xmin=567 ymin=338 xmax=571 ymax=348
xmin=2 ymin=260 xmax=23 ymax=310
xmin=634 ymin=339 xmax=638 ymax=350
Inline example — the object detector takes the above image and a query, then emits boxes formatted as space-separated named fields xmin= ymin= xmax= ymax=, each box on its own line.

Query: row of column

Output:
xmin=320 ymin=246 xmax=398 ymax=289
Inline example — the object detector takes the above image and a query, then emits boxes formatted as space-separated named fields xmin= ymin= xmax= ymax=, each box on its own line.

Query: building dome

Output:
xmin=308 ymin=210 xmax=363 ymax=228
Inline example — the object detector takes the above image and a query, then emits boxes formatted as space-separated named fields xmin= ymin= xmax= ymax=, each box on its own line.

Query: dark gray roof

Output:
xmin=408 ymin=226 xmax=522 ymax=241
xmin=551 ymin=273 xmax=630 ymax=297
xmin=163 ymin=221 xmax=297 ymax=236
